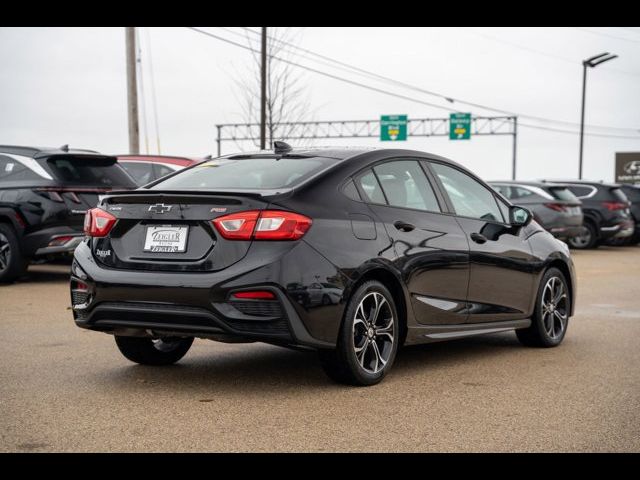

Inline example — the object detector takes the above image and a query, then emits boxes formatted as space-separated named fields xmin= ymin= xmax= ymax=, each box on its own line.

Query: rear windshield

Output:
xmin=150 ymin=157 xmax=337 ymax=191
xmin=610 ymin=187 xmax=629 ymax=203
xmin=45 ymin=156 xmax=136 ymax=188
xmin=622 ymin=186 xmax=640 ymax=202
xmin=547 ymin=187 xmax=579 ymax=202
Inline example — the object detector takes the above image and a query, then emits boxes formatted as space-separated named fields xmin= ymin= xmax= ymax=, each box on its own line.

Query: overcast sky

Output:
xmin=1 ymin=26 xmax=639 ymax=182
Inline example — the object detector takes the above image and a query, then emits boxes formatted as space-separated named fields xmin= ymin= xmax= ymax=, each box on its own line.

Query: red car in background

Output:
xmin=117 ymin=155 xmax=204 ymax=186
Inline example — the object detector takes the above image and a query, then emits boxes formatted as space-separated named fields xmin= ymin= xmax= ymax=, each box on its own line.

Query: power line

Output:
xmin=463 ymin=27 xmax=640 ymax=79
xmin=235 ymin=26 xmax=640 ymax=133
xmin=519 ymin=121 xmax=640 ymax=139
xmin=573 ymin=27 xmax=640 ymax=45
xmin=186 ymin=27 xmax=640 ymax=141
xmin=186 ymin=27 xmax=459 ymax=114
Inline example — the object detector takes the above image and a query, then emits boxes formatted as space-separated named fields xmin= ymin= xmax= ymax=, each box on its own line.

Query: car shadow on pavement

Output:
xmin=99 ymin=332 xmax=523 ymax=392
xmin=17 ymin=264 xmax=71 ymax=284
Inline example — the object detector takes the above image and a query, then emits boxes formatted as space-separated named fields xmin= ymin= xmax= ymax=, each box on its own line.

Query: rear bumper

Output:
xmin=548 ymin=225 xmax=587 ymax=240
xmin=599 ymin=221 xmax=634 ymax=239
xmin=22 ymin=226 xmax=84 ymax=257
xmin=70 ymin=240 xmax=345 ymax=349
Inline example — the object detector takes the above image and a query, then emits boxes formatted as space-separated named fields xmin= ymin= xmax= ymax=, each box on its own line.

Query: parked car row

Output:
xmin=0 ymin=145 xmax=202 ymax=282
xmin=490 ymin=180 xmax=638 ymax=249
xmin=2 ymin=143 xmax=639 ymax=284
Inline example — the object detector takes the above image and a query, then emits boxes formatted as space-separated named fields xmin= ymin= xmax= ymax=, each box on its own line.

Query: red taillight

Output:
xmin=544 ymin=203 xmax=567 ymax=212
xmin=602 ymin=201 xmax=628 ymax=211
xmin=83 ymin=208 xmax=117 ymax=237
xmin=231 ymin=291 xmax=276 ymax=300
xmin=212 ymin=210 xmax=260 ymax=240
xmin=212 ymin=210 xmax=312 ymax=241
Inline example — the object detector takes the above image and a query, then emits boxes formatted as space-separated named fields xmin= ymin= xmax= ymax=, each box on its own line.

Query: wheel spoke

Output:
xmin=553 ymin=311 xmax=565 ymax=336
xmin=352 ymin=291 xmax=395 ymax=375
xmin=371 ymin=340 xmax=386 ymax=369
xmin=376 ymin=331 xmax=394 ymax=343
xmin=0 ymin=244 xmax=9 ymax=253
xmin=544 ymin=311 xmax=554 ymax=336
xmin=355 ymin=339 xmax=369 ymax=367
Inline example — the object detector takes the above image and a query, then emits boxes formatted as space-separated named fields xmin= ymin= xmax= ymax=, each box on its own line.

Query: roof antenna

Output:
xmin=60 ymin=144 xmax=69 ymax=152
xmin=273 ymin=141 xmax=292 ymax=155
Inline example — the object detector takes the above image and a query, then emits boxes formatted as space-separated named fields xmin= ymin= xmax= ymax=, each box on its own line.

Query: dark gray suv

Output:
xmin=0 ymin=145 xmax=137 ymax=282
xmin=490 ymin=181 xmax=585 ymax=242
xmin=540 ymin=180 xmax=634 ymax=249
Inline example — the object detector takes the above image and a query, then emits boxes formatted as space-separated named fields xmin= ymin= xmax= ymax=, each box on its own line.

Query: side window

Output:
xmin=496 ymin=196 xmax=511 ymax=223
xmin=567 ymin=185 xmax=593 ymax=198
xmin=357 ymin=170 xmax=386 ymax=204
xmin=0 ymin=155 xmax=43 ymax=182
xmin=431 ymin=163 xmax=504 ymax=223
xmin=121 ymin=162 xmax=153 ymax=185
xmin=514 ymin=186 xmax=534 ymax=199
xmin=342 ymin=179 xmax=361 ymax=201
xmin=153 ymin=164 xmax=175 ymax=180
xmin=492 ymin=185 xmax=513 ymax=199
xmin=373 ymin=160 xmax=441 ymax=212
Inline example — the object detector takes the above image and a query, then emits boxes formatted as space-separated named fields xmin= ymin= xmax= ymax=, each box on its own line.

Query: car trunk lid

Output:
xmin=93 ymin=191 xmax=272 ymax=272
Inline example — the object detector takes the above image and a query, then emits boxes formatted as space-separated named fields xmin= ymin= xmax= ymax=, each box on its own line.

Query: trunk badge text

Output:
xmin=148 ymin=203 xmax=172 ymax=214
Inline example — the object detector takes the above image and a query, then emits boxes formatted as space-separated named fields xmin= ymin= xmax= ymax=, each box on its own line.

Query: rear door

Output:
xmin=355 ymin=159 xmax=469 ymax=325
xmin=429 ymin=162 xmax=535 ymax=323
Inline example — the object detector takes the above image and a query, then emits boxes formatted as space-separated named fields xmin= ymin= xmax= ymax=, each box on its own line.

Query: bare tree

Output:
xmin=232 ymin=28 xmax=313 ymax=149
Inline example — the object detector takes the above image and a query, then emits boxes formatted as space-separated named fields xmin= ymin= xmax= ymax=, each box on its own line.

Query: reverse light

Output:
xmin=84 ymin=208 xmax=117 ymax=237
xmin=602 ymin=201 xmax=628 ymax=211
xmin=212 ymin=210 xmax=312 ymax=241
xmin=231 ymin=291 xmax=276 ymax=300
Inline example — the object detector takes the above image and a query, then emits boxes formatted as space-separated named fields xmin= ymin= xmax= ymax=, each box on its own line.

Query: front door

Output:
xmin=428 ymin=162 xmax=535 ymax=323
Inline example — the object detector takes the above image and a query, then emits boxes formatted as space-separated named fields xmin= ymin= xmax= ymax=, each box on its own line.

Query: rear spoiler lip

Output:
xmin=101 ymin=188 xmax=291 ymax=202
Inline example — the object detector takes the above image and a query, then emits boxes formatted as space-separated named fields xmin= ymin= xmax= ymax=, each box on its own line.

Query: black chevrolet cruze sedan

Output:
xmin=70 ymin=144 xmax=576 ymax=386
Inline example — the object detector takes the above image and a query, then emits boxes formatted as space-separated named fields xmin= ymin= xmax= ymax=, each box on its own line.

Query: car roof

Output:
xmin=0 ymin=144 xmax=102 ymax=158
xmin=220 ymin=146 xmax=457 ymax=165
xmin=117 ymin=155 xmax=202 ymax=166
xmin=488 ymin=180 xmax=573 ymax=188
xmin=540 ymin=179 xmax=622 ymax=188
xmin=220 ymin=146 xmax=377 ymax=161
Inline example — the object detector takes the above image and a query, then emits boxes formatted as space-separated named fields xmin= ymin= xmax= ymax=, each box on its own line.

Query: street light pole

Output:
xmin=578 ymin=63 xmax=588 ymax=180
xmin=578 ymin=52 xmax=618 ymax=179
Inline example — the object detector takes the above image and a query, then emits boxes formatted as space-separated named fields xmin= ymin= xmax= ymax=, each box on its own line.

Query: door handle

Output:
xmin=394 ymin=221 xmax=415 ymax=232
xmin=470 ymin=232 xmax=487 ymax=244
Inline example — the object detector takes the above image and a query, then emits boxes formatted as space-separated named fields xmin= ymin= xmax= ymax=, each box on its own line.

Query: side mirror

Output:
xmin=510 ymin=206 xmax=532 ymax=227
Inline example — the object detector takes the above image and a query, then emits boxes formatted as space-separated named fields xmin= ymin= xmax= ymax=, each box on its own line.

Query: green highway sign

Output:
xmin=380 ymin=115 xmax=408 ymax=141
xmin=449 ymin=113 xmax=472 ymax=140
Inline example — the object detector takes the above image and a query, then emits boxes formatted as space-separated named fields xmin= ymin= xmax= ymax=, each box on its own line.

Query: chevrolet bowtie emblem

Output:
xmin=148 ymin=203 xmax=172 ymax=214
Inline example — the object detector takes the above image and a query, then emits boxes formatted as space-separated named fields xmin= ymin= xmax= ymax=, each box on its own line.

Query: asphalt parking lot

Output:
xmin=1 ymin=247 xmax=639 ymax=452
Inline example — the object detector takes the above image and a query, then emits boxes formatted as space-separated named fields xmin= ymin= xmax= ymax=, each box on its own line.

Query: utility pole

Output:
xmin=125 ymin=27 xmax=140 ymax=154
xmin=260 ymin=27 xmax=267 ymax=150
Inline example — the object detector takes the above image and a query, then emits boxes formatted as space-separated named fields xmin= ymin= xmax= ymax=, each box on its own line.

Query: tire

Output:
xmin=567 ymin=221 xmax=598 ymax=249
xmin=114 ymin=335 xmax=194 ymax=366
xmin=516 ymin=267 xmax=570 ymax=348
xmin=318 ymin=280 xmax=399 ymax=386
xmin=0 ymin=223 xmax=28 ymax=283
